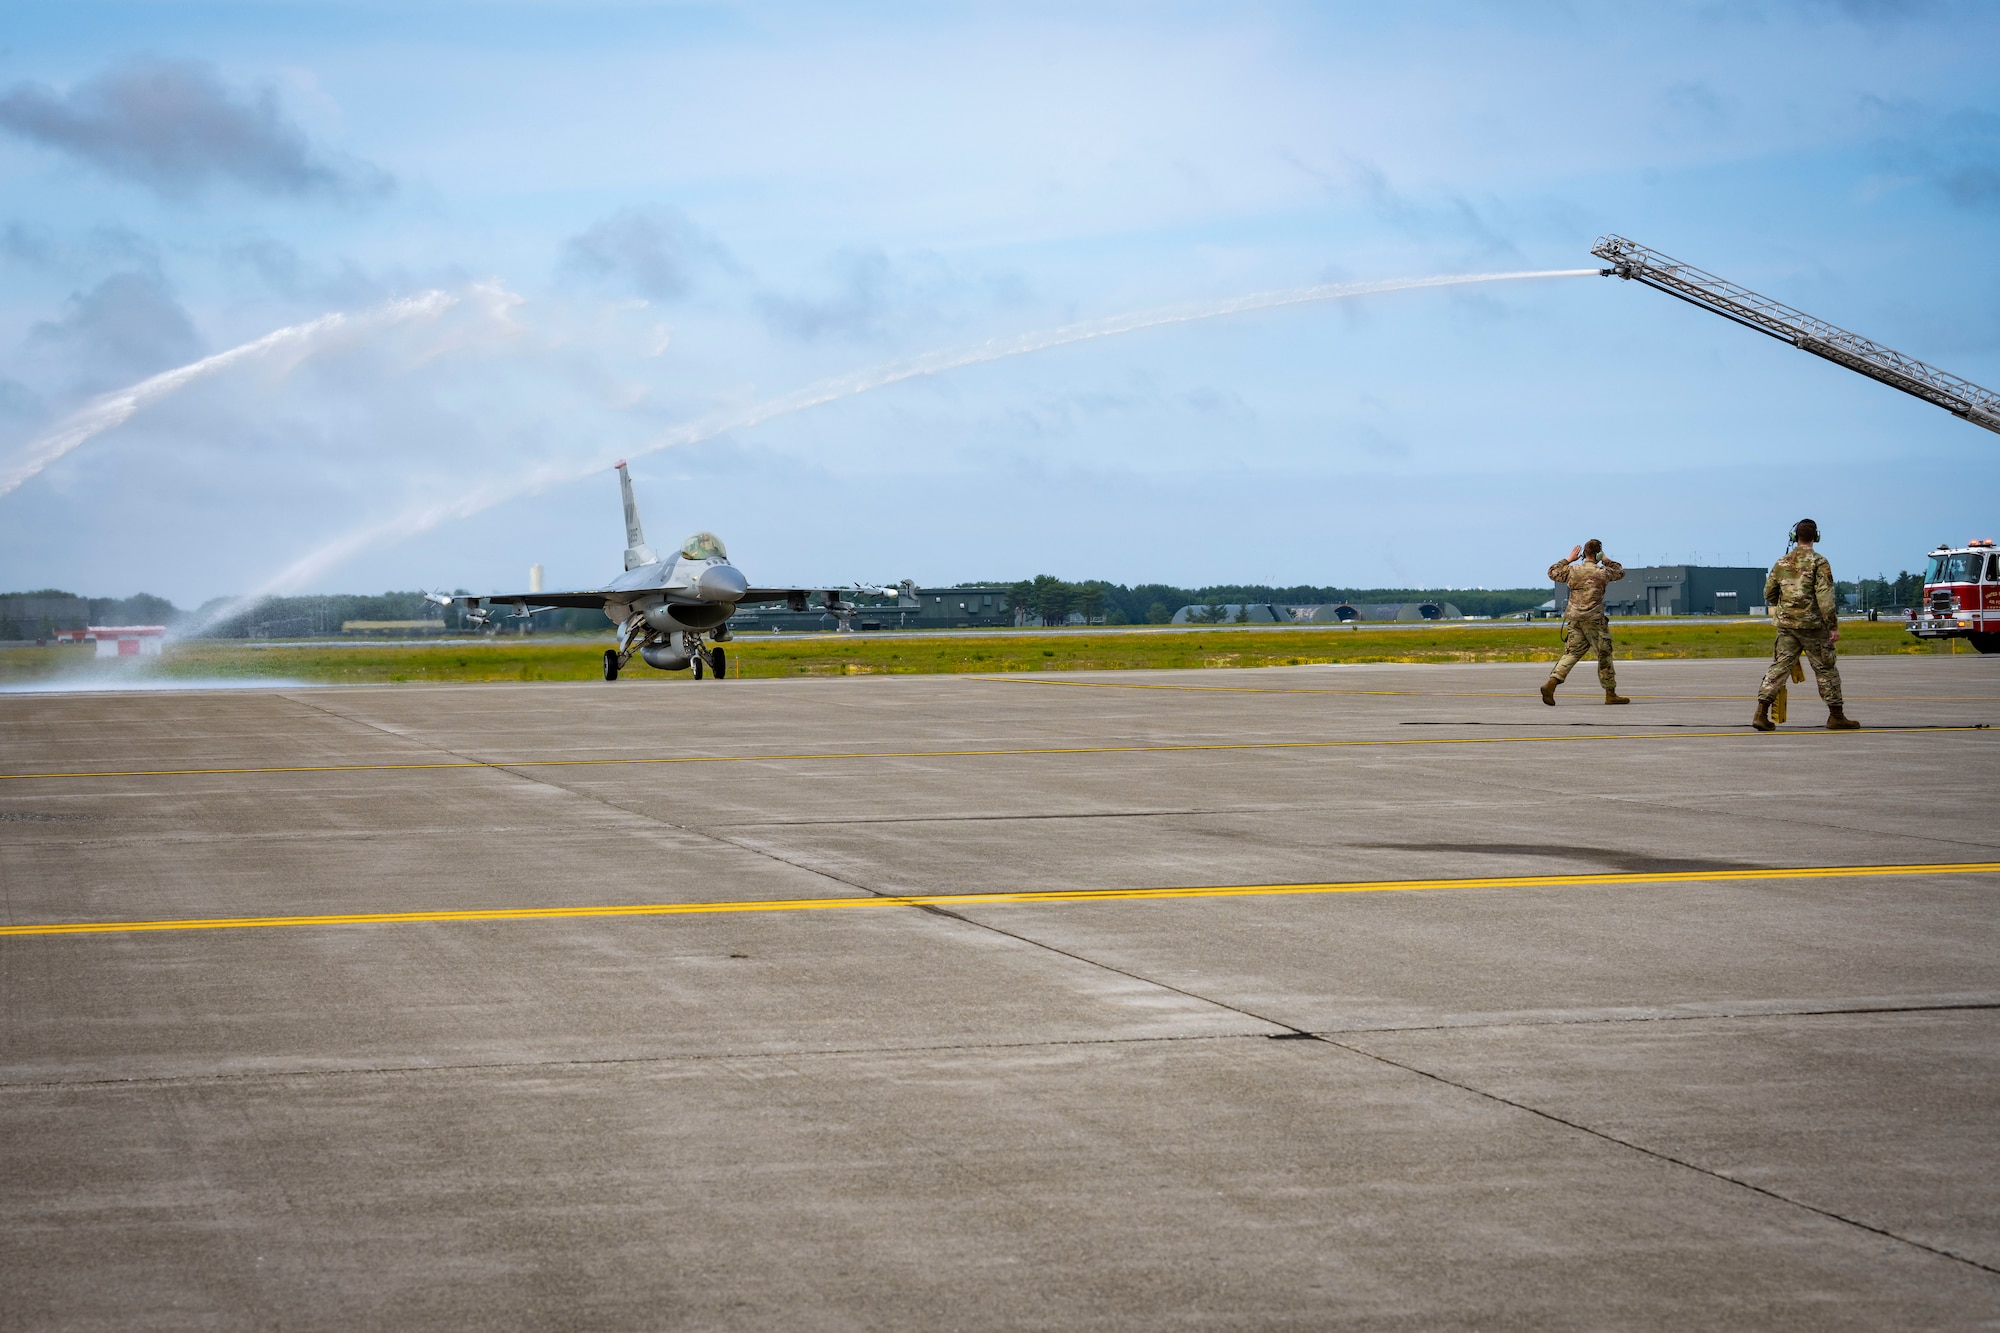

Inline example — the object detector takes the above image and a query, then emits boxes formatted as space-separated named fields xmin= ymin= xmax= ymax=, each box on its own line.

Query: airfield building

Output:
xmin=51 ymin=626 xmax=166 ymax=657
xmin=732 ymin=586 xmax=1015 ymax=632
xmin=1553 ymin=564 xmax=1769 ymax=617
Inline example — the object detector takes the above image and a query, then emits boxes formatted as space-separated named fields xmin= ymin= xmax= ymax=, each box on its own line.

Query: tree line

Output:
xmin=1856 ymin=572 xmax=1924 ymax=610
xmin=991 ymin=578 xmax=1559 ymax=625
xmin=190 ymin=592 xmax=620 ymax=637
xmin=1 ymin=568 xmax=1947 ymax=641
xmin=0 ymin=590 xmax=181 ymax=640
xmin=0 ymin=589 xmax=469 ymax=639
xmin=994 ymin=571 xmax=1934 ymax=625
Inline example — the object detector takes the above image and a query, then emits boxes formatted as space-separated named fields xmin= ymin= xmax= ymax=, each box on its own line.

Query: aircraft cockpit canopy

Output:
xmin=679 ymin=531 xmax=728 ymax=561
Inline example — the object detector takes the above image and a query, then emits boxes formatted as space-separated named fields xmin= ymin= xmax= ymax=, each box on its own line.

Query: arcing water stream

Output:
xmin=0 ymin=289 xmax=467 ymax=499
xmin=177 ymin=267 xmax=1599 ymax=636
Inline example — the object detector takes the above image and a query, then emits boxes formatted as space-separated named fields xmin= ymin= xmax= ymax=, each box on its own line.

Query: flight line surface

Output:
xmin=2 ymin=656 xmax=1997 ymax=1329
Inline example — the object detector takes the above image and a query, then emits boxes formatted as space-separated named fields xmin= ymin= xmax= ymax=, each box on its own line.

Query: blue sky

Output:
xmin=1 ymin=1 xmax=1996 ymax=604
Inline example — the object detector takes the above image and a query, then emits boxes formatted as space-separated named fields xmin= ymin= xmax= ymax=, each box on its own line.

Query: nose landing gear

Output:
xmin=690 ymin=645 xmax=726 ymax=679
xmin=608 ymin=615 xmax=730 ymax=679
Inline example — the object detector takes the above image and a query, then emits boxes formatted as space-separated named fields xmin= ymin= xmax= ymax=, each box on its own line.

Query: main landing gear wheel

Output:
xmin=710 ymin=647 xmax=727 ymax=679
xmin=691 ymin=655 xmax=704 ymax=680
xmin=602 ymin=649 xmax=619 ymax=681
xmin=1971 ymin=633 xmax=1999 ymax=655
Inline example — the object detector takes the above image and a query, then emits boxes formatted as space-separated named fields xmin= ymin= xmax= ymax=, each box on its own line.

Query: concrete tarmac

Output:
xmin=2 ymin=655 xmax=1997 ymax=1329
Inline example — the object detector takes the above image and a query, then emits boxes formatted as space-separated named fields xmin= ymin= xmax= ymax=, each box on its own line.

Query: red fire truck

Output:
xmin=1907 ymin=539 xmax=1999 ymax=653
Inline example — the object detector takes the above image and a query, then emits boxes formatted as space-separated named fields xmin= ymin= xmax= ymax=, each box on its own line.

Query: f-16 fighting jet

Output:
xmin=430 ymin=462 xmax=894 ymax=680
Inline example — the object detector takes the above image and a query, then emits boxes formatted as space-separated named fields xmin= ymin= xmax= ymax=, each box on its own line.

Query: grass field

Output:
xmin=0 ymin=619 xmax=1970 ymax=688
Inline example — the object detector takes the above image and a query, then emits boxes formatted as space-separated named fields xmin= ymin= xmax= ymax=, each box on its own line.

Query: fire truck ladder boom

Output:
xmin=1591 ymin=235 xmax=2000 ymax=436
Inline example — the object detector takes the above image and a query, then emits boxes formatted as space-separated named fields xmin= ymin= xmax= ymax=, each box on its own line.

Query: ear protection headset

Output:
xmin=1789 ymin=519 xmax=1820 ymax=545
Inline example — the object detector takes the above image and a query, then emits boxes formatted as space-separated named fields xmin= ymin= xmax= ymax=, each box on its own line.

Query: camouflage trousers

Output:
xmin=1758 ymin=628 xmax=1843 ymax=708
xmin=1551 ymin=616 xmax=1617 ymax=690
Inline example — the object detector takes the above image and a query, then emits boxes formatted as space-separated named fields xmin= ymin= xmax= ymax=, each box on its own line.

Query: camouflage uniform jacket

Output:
xmin=1549 ymin=557 xmax=1625 ymax=620
xmin=1765 ymin=548 xmax=1838 ymax=630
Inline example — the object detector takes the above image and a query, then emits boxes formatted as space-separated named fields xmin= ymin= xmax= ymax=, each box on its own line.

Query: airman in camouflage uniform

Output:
xmin=1541 ymin=539 xmax=1629 ymax=705
xmin=1754 ymin=518 xmax=1858 ymax=731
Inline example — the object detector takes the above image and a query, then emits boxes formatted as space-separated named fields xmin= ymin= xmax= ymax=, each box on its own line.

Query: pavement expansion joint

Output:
xmin=1487 ymin=771 xmax=2000 ymax=860
xmin=709 ymin=805 xmax=1291 ymax=828
xmin=8 ymin=999 xmax=1996 ymax=1093
xmin=1316 ymin=1031 xmax=2000 ymax=1280
xmin=972 ymin=675 xmax=2000 ymax=705
xmin=1594 ymin=790 xmax=2000 ymax=859
xmin=7 ymin=721 xmax=1993 ymax=783
xmin=279 ymin=692 xmax=1252 ymax=1068
xmin=1296 ymin=995 xmax=2000 ymax=1035
xmin=923 ymin=835 xmax=2000 ymax=1284
xmin=0 ymin=1030 xmax=1271 ymax=1093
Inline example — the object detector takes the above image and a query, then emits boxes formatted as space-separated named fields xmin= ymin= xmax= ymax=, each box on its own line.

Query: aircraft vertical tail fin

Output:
xmin=615 ymin=461 xmax=658 ymax=570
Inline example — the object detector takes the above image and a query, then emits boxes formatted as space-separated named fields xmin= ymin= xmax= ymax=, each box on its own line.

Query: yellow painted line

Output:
xmin=0 ymin=723 xmax=1990 ymax=783
xmin=4 ymin=861 xmax=1995 ymax=938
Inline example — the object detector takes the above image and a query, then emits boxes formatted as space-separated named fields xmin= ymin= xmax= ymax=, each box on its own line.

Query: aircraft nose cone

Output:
xmin=697 ymin=564 xmax=748 ymax=603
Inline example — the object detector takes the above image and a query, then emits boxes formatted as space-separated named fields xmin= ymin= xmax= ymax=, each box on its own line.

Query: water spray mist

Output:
xmin=0 ymin=289 xmax=470 ymax=499
xmin=179 ymin=267 xmax=1598 ymax=636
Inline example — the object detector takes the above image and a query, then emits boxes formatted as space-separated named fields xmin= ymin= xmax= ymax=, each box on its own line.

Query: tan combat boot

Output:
xmin=1826 ymin=706 xmax=1860 ymax=730
xmin=1751 ymin=699 xmax=1775 ymax=731
xmin=1604 ymin=689 xmax=1630 ymax=705
xmin=1539 ymin=678 xmax=1557 ymax=706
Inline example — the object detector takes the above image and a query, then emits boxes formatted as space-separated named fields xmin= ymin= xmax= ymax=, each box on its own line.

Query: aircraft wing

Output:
xmin=435 ymin=584 xmax=894 ymax=613
xmin=741 ymin=587 xmax=881 ymax=610
xmin=473 ymin=591 xmax=615 ymax=610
